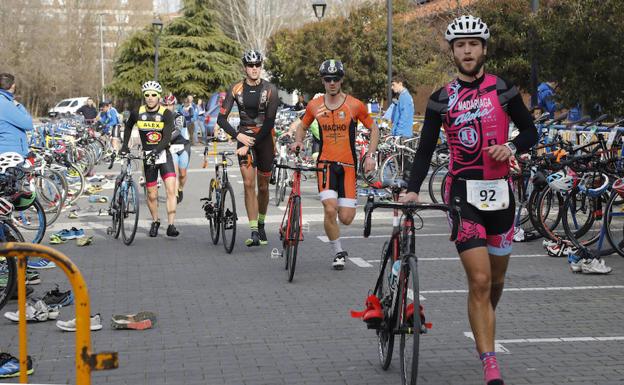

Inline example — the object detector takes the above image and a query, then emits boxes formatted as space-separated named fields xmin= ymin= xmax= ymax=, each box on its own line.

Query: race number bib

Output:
xmin=169 ymin=144 xmax=185 ymax=154
xmin=466 ymin=179 xmax=509 ymax=211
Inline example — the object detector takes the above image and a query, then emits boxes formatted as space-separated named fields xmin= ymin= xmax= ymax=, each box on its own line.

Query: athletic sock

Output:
xmin=249 ymin=220 xmax=258 ymax=232
xmin=480 ymin=352 xmax=503 ymax=385
xmin=258 ymin=213 xmax=266 ymax=225
xmin=329 ymin=238 xmax=343 ymax=255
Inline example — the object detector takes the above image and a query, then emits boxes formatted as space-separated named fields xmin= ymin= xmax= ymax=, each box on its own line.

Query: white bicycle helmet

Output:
xmin=546 ymin=168 xmax=577 ymax=193
xmin=578 ymin=173 xmax=610 ymax=198
xmin=445 ymin=15 xmax=490 ymax=43
xmin=242 ymin=50 xmax=263 ymax=65
xmin=0 ymin=152 xmax=25 ymax=174
xmin=141 ymin=80 xmax=162 ymax=94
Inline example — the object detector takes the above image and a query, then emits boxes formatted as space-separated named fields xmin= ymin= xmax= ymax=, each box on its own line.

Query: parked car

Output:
xmin=48 ymin=97 xmax=90 ymax=117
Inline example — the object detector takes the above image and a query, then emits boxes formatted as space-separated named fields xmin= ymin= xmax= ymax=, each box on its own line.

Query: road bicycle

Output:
xmin=201 ymin=141 xmax=237 ymax=253
xmin=356 ymin=179 xmax=460 ymax=385
xmin=273 ymin=135 xmax=293 ymax=206
xmin=0 ymin=197 xmax=26 ymax=312
xmin=276 ymin=151 xmax=324 ymax=282
xmin=107 ymin=153 xmax=141 ymax=245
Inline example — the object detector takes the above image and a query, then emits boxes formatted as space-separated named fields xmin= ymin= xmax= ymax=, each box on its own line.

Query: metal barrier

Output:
xmin=0 ymin=242 xmax=118 ymax=383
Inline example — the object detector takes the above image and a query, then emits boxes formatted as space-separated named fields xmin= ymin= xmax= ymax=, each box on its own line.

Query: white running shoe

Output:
xmin=56 ymin=314 xmax=102 ymax=332
xmin=332 ymin=251 xmax=347 ymax=270
xmin=4 ymin=300 xmax=59 ymax=322
xmin=568 ymin=254 xmax=584 ymax=273
xmin=513 ymin=228 xmax=525 ymax=242
xmin=581 ymin=258 xmax=612 ymax=274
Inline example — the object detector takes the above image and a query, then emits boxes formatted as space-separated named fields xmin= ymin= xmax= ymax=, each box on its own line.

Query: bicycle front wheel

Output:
xmin=286 ymin=196 xmax=301 ymax=282
xmin=0 ymin=221 xmax=25 ymax=312
xmin=13 ymin=199 xmax=46 ymax=244
xmin=121 ymin=180 xmax=140 ymax=245
xmin=376 ymin=240 xmax=396 ymax=370
xmin=208 ymin=178 xmax=220 ymax=245
xmin=274 ymin=161 xmax=283 ymax=206
xmin=221 ymin=184 xmax=237 ymax=253
xmin=398 ymin=255 xmax=420 ymax=385
xmin=605 ymin=191 xmax=624 ymax=257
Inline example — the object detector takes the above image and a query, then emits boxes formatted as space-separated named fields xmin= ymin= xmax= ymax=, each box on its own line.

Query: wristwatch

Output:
xmin=503 ymin=142 xmax=517 ymax=155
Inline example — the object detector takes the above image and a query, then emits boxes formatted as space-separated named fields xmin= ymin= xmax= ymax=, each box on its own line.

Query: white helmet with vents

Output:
xmin=141 ymin=80 xmax=162 ymax=94
xmin=445 ymin=15 xmax=490 ymax=43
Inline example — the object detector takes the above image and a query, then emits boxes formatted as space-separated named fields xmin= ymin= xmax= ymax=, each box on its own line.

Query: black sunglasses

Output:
xmin=246 ymin=63 xmax=262 ymax=68
xmin=322 ymin=76 xmax=341 ymax=83
xmin=144 ymin=93 xmax=159 ymax=98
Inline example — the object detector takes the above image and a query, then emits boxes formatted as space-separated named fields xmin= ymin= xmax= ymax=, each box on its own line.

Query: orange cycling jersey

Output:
xmin=301 ymin=95 xmax=374 ymax=166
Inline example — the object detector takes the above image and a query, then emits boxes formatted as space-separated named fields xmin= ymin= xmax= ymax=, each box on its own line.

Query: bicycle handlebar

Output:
xmin=275 ymin=163 xmax=324 ymax=173
xmin=363 ymin=196 xmax=462 ymax=242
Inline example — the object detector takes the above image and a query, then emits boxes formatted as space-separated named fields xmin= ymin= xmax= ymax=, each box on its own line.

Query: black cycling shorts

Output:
xmin=144 ymin=150 xmax=176 ymax=188
xmin=111 ymin=125 xmax=121 ymax=139
xmin=237 ymin=136 xmax=275 ymax=176
xmin=444 ymin=178 xmax=516 ymax=256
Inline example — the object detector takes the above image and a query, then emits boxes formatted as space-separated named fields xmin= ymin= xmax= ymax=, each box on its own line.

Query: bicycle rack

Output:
xmin=0 ymin=242 xmax=118 ymax=383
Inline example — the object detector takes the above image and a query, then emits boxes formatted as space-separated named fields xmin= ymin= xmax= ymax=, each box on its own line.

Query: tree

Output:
xmin=535 ymin=0 xmax=624 ymax=116
xmin=107 ymin=0 xmax=241 ymax=100
xmin=265 ymin=0 xmax=446 ymax=101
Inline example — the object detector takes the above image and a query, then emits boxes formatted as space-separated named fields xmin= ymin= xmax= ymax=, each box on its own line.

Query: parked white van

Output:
xmin=48 ymin=97 xmax=90 ymax=117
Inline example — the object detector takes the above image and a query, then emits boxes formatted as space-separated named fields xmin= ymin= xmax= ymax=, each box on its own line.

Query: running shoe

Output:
xmin=149 ymin=221 xmax=160 ymax=237
xmin=332 ymin=251 xmax=347 ymax=270
xmin=258 ymin=224 xmax=268 ymax=245
xmin=26 ymin=258 xmax=56 ymax=270
xmin=581 ymin=258 xmax=612 ymax=274
xmin=166 ymin=224 xmax=179 ymax=237
xmin=4 ymin=299 xmax=59 ymax=322
xmin=111 ymin=311 xmax=157 ymax=330
xmin=568 ymin=254 xmax=583 ymax=273
xmin=25 ymin=270 xmax=40 ymax=285
xmin=0 ymin=353 xmax=34 ymax=378
xmin=245 ymin=231 xmax=261 ymax=247
xmin=177 ymin=189 xmax=184 ymax=204
xmin=42 ymin=287 xmax=73 ymax=308
xmin=56 ymin=314 xmax=102 ymax=332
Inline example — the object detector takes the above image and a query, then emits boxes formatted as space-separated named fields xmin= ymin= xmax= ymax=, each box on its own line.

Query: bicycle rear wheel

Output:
xmin=398 ymin=255 xmax=420 ymax=385
xmin=376 ymin=240 xmax=396 ymax=370
xmin=110 ymin=182 xmax=122 ymax=239
xmin=428 ymin=163 xmax=448 ymax=203
xmin=208 ymin=178 xmax=220 ymax=245
xmin=605 ymin=191 xmax=624 ymax=257
xmin=286 ymin=196 xmax=301 ymax=282
xmin=121 ymin=180 xmax=140 ymax=245
xmin=13 ymin=199 xmax=46 ymax=244
xmin=0 ymin=221 xmax=24 ymax=312
xmin=221 ymin=183 xmax=237 ymax=253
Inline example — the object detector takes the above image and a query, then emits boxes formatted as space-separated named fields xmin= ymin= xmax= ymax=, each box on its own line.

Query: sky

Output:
xmin=156 ymin=0 xmax=181 ymax=13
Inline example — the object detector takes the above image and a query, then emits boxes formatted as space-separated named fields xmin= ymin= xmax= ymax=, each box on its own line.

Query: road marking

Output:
xmin=349 ymin=257 xmax=373 ymax=267
xmin=464 ymin=332 xmax=510 ymax=353
xmin=422 ymin=285 xmax=624 ymax=295
xmin=316 ymin=232 xmax=448 ymax=243
xmin=464 ymin=332 xmax=624 ymax=354
xmin=365 ymin=254 xmax=546 ymax=262
xmin=407 ymin=288 xmax=427 ymax=301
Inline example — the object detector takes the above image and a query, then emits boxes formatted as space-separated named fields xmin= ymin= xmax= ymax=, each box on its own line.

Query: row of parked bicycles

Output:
xmin=0 ymin=117 xmax=114 ymax=311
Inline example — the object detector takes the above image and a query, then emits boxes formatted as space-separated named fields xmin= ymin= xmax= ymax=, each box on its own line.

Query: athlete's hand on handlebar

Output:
xmin=399 ymin=192 xmax=419 ymax=203
xmin=290 ymin=141 xmax=304 ymax=153
xmin=236 ymin=133 xmax=255 ymax=147
xmin=363 ymin=155 xmax=376 ymax=173
xmin=485 ymin=144 xmax=513 ymax=162
xmin=236 ymin=146 xmax=249 ymax=157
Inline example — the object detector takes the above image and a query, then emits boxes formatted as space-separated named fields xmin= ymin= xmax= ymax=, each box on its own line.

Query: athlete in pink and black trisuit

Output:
xmin=401 ymin=15 xmax=538 ymax=385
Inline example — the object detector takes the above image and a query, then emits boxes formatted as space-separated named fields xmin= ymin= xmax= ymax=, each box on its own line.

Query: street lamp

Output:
xmin=99 ymin=13 xmax=106 ymax=102
xmin=312 ymin=0 xmax=327 ymax=21
xmin=152 ymin=16 xmax=164 ymax=82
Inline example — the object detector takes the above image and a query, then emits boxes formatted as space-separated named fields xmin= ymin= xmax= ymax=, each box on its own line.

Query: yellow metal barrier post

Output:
xmin=1 ymin=242 xmax=118 ymax=384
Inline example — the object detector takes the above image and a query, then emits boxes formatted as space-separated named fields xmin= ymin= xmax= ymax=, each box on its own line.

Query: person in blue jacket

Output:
xmin=390 ymin=75 xmax=414 ymax=138
xmin=0 ymin=73 xmax=33 ymax=156
xmin=537 ymin=81 xmax=557 ymax=118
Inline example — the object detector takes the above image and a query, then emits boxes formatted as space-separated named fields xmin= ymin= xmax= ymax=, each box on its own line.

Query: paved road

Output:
xmin=1 ymin=142 xmax=624 ymax=384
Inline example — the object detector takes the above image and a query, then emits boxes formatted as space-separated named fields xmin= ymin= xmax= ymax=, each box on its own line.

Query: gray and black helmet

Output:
xmin=242 ymin=50 xmax=263 ymax=65
xmin=319 ymin=60 xmax=345 ymax=77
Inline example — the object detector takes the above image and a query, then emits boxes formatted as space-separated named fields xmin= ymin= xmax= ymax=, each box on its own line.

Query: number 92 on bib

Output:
xmin=465 ymin=179 xmax=509 ymax=211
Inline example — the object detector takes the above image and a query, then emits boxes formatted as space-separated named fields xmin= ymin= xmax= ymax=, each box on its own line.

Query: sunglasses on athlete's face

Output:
xmin=322 ymin=76 xmax=342 ymax=84
xmin=144 ymin=93 xmax=160 ymax=98
xmin=246 ymin=63 xmax=262 ymax=68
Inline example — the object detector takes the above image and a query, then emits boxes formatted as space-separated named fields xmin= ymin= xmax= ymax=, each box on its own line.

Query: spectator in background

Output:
xmin=390 ymin=75 xmax=414 ymax=138
xmin=181 ymin=95 xmax=198 ymax=144
xmin=0 ymin=73 xmax=33 ymax=157
xmin=97 ymin=102 xmax=119 ymax=136
xmin=537 ymin=81 xmax=557 ymax=118
xmin=294 ymin=94 xmax=307 ymax=111
xmin=76 ymin=98 xmax=97 ymax=124
xmin=194 ymin=98 xmax=206 ymax=144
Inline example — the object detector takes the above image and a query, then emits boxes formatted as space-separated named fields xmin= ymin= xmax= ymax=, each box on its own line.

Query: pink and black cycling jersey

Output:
xmin=407 ymin=73 xmax=538 ymax=193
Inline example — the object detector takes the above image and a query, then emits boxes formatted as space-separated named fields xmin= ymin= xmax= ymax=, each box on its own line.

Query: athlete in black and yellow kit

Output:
xmin=217 ymin=50 xmax=279 ymax=247
xmin=120 ymin=80 xmax=179 ymax=238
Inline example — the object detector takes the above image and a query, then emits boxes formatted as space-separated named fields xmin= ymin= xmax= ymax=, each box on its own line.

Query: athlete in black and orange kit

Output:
xmin=217 ymin=50 xmax=279 ymax=247
xmin=292 ymin=60 xmax=380 ymax=269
